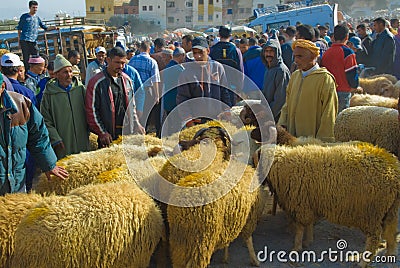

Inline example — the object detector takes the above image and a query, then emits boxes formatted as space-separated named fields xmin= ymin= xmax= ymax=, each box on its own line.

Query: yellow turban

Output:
xmin=292 ymin=39 xmax=320 ymax=58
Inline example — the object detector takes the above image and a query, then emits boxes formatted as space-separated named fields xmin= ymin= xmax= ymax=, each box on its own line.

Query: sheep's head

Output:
xmin=381 ymin=82 xmax=396 ymax=98
xmin=239 ymin=103 xmax=266 ymax=127
xmin=179 ymin=126 xmax=231 ymax=160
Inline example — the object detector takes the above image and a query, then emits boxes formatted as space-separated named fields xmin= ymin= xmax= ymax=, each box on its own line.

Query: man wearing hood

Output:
xmin=261 ymin=39 xmax=290 ymax=123
xmin=40 ymin=54 xmax=90 ymax=159
xmin=278 ymin=40 xmax=338 ymax=142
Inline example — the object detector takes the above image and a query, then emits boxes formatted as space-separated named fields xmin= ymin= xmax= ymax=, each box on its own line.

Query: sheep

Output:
xmin=334 ymin=106 xmax=399 ymax=156
xmin=33 ymin=145 xmax=126 ymax=195
xmin=359 ymin=76 xmax=398 ymax=98
xmin=158 ymin=126 xmax=268 ymax=267
xmin=0 ymin=193 xmax=43 ymax=268
xmin=12 ymin=180 xmax=164 ymax=268
xmin=259 ymin=142 xmax=400 ymax=267
xmin=368 ymin=74 xmax=398 ymax=84
xmin=350 ymin=93 xmax=399 ymax=109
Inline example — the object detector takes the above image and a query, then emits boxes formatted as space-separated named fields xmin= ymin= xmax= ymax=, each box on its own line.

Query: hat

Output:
xmin=95 ymin=46 xmax=106 ymax=54
xmin=162 ymin=48 xmax=174 ymax=55
xmin=192 ymin=37 xmax=209 ymax=50
xmin=1 ymin=53 xmax=23 ymax=67
xmin=173 ymin=47 xmax=185 ymax=56
xmin=53 ymin=54 xmax=72 ymax=73
xmin=219 ymin=26 xmax=232 ymax=38
xmin=292 ymin=39 xmax=320 ymax=58
xmin=28 ymin=55 xmax=45 ymax=64
xmin=348 ymin=36 xmax=363 ymax=50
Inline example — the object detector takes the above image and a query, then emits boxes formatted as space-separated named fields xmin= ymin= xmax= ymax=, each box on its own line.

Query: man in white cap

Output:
xmin=85 ymin=46 xmax=107 ymax=86
xmin=1 ymin=53 xmax=37 ymax=107
xmin=40 ymin=54 xmax=90 ymax=159
xmin=0 ymin=71 xmax=68 ymax=195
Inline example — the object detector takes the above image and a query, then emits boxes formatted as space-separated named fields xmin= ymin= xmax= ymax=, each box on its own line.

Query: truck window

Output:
xmin=267 ymin=20 xmax=290 ymax=31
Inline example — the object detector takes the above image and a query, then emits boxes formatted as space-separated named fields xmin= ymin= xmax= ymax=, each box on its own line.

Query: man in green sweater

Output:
xmin=40 ymin=54 xmax=90 ymax=159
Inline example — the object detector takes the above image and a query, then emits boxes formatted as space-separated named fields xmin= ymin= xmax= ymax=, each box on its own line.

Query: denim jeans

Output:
xmin=337 ymin=91 xmax=351 ymax=114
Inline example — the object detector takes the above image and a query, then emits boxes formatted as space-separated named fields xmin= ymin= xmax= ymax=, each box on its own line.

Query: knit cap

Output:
xmin=53 ymin=54 xmax=72 ymax=73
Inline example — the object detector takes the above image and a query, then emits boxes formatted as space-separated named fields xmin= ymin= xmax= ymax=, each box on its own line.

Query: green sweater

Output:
xmin=40 ymin=78 xmax=90 ymax=159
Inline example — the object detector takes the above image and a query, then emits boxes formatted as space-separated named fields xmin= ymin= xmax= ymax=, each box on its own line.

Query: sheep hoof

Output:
xmin=250 ymin=258 xmax=260 ymax=267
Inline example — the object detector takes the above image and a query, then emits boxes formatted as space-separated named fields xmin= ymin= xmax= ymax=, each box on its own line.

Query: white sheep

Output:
xmin=259 ymin=142 xmax=400 ymax=267
xmin=350 ymin=93 xmax=398 ymax=109
xmin=334 ymin=106 xmax=399 ymax=156
xmin=12 ymin=180 xmax=165 ymax=268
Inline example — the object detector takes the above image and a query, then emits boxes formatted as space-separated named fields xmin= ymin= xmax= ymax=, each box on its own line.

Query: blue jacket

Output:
xmin=371 ymin=29 xmax=396 ymax=75
xmin=123 ymin=64 xmax=145 ymax=112
xmin=163 ymin=60 xmax=184 ymax=113
xmin=0 ymin=91 xmax=57 ymax=195
xmin=17 ymin=13 xmax=48 ymax=42
xmin=243 ymin=46 xmax=266 ymax=91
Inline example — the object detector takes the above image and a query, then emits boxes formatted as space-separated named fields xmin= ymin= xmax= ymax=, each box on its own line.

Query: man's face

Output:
xmin=320 ymin=29 xmax=327 ymax=36
xmin=239 ymin=44 xmax=248 ymax=55
xmin=357 ymin=27 xmax=367 ymax=38
xmin=293 ymin=47 xmax=316 ymax=71
xmin=55 ymin=66 xmax=73 ymax=88
xmin=192 ymin=48 xmax=209 ymax=63
xmin=96 ymin=52 xmax=106 ymax=64
xmin=30 ymin=62 xmax=45 ymax=75
xmin=69 ymin=55 xmax=80 ymax=65
xmin=106 ymin=56 xmax=126 ymax=76
xmin=182 ymin=39 xmax=192 ymax=53
xmin=17 ymin=66 xmax=25 ymax=82
xmin=263 ymin=46 xmax=275 ymax=65
xmin=29 ymin=4 xmax=38 ymax=14
xmin=127 ymin=52 xmax=134 ymax=60
xmin=373 ymin=21 xmax=385 ymax=34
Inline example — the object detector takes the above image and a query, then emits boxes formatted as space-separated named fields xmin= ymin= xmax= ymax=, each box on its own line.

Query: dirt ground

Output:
xmin=206 ymin=194 xmax=400 ymax=268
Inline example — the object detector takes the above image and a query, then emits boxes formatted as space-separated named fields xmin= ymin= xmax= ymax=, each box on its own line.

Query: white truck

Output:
xmin=249 ymin=2 xmax=339 ymax=33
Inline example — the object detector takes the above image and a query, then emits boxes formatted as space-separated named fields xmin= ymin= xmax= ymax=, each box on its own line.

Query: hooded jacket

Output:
xmin=40 ymin=78 xmax=89 ymax=159
xmin=261 ymin=40 xmax=291 ymax=122
xmin=278 ymin=67 xmax=338 ymax=142
xmin=0 ymin=91 xmax=57 ymax=195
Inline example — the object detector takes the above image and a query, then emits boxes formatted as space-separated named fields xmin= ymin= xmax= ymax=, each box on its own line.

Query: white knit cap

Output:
xmin=53 ymin=54 xmax=72 ymax=73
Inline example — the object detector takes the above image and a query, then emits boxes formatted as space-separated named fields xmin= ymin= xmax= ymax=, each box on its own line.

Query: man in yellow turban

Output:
xmin=278 ymin=39 xmax=338 ymax=142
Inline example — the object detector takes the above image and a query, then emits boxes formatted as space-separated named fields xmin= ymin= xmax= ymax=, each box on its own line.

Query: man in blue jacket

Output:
xmin=371 ymin=17 xmax=396 ymax=75
xmin=0 ymin=72 xmax=68 ymax=195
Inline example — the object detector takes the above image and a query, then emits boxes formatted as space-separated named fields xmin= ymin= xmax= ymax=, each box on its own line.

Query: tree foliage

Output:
xmin=107 ymin=15 xmax=162 ymax=34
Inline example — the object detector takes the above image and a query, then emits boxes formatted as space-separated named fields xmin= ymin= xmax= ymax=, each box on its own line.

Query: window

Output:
xmin=246 ymin=8 xmax=252 ymax=13
xmin=208 ymin=14 xmax=213 ymax=21
xmin=158 ymin=21 xmax=160 ymax=24
xmin=150 ymin=21 xmax=155 ymax=24
xmin=167 ymin=1 xmax=175 ymax=8
xmin=101 ymin=7 xmax=105 ymax=13
xmin=158 ymin=5 xmax=160 ymax=8
xmin=89 ymin=6 xmax=94 ymax=12
xmin=216 ymin=14 xmax=219 ymax=18
xmin=124 ymin=8 xmax=129 ymax=14
xmin=199 ymin=0 xmax=204 ymax=4
xmin=198 ymin=15 xmax=203 ymax=21
xmin=239 ymin=8 xmax=244 ymax=14
xmin=168 ymin=17 xmax=174 ymax=23
xmin=186 ymin=16 xmax=192 ymax=22
xmin=149 ymin=5 xmax=153 ymax=11
xmin=227 ymin=8 xmax=233 ymax=14
xmin=142 ymin=6 xmax=147 ymax=11
xmin=186 ymin=1 xmax=193 ymax=7
xmin=257 ymin=4 xmax=264 ymax=8
xmin=216 ymin=0 xmax=218 ymax=2
xmin=209 ymin=0 xmax=213 ymax=4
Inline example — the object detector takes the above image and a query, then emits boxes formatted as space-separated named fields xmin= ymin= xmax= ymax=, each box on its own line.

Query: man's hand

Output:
xmin=99 ymin=132 xmax=113 ymax=148
xmin=45 ymin=166 xmax=68 ymax=180
xmin=135 ymin=124 xmax=146 ymax=135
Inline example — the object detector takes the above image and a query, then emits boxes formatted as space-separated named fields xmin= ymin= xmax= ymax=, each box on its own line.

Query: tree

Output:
xmin=107 ymin=15 xmax=162 ymax=34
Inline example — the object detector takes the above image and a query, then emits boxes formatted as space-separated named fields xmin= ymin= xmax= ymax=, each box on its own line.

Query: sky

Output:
xmin=1 ymin=0 xmax=86 ymax=20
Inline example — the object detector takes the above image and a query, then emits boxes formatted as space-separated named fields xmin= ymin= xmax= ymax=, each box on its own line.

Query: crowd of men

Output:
xmin=0 ymin=0 xmax=399 ymax=195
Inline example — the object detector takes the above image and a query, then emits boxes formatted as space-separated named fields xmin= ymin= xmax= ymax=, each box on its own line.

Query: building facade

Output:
xmin=138 ymin=0 xmax=167 ymax=29
xmin=192 ymin=0 xmax=223 ymax=29
xmin=85 ymin=0 xmax=119 ymax=21
xmin=166 ymin=0 xmax=195 ymax=29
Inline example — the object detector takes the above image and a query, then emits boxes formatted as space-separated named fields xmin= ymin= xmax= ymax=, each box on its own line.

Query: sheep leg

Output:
xmin=222 ymin=246 xmax=229 ymax=263
xmin=271 ymin=195 xmax=277 ymax=216
xmin=359 ymin=235 xmax=380 ymax=268
xmin=245 ymin=236 xmax=260 ymax=267
xmin=303 ymin=223 xmax=314 ymax=248
xmin=293 ymin=223 xmax=304 ymax=251
xmin=383 ymin=218 xmax=398 ymax=256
